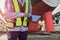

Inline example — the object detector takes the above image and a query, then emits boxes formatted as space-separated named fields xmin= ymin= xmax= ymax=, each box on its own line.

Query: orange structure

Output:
xmin=32 ymin=1 xmax=54 ymax=33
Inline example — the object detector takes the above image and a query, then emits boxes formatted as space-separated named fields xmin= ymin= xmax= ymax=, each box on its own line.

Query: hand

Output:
xmin=24 ymin=13 xmax=28 ymax=17
xmin=0 ymin=20 xmax=7 ymax=32
xmin=5 ymin=22 xmax=14 ymax=28
xmin=0 ymin=20 xmax=5 ymax=27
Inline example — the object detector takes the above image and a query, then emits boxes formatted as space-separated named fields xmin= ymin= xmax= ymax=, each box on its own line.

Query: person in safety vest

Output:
xmin=0 ymin=0 xmax=32 ymax=40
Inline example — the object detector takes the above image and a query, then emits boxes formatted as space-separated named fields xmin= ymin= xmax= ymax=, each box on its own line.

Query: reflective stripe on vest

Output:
xmin=13 ymin=0 xmax=29 ymax=26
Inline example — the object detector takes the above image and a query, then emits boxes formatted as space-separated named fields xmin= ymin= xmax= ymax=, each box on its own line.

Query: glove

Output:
xmin=0 ymin=20 xmax=7 ymax=32
xmin=5 ymin=22 xmax=14 ymax=28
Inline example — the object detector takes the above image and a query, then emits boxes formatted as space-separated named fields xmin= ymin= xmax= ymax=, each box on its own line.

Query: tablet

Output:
xmin=32 ymin=15 xmax=41 ymax=22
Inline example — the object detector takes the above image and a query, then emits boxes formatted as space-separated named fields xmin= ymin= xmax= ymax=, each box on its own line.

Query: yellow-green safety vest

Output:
xmin=13 ymin=0 xmax=29 ymax=26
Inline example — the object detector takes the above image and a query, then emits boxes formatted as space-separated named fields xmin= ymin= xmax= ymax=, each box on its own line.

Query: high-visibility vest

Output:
xmin=13 ymin=0 xmax=29 ymax=26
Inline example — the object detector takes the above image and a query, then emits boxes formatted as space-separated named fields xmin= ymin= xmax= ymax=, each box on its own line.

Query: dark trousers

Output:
xmin=8 ymin=31 xmax=28 ymax=40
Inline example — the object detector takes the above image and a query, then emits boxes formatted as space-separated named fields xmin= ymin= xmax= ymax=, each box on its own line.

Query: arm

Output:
xmin=3 ymin=0 xmax=25 ymax=19
xmin=4 ymin=0 xmax=32 ymax=19
xmin=4 ymin=12 xmax=25 ymax=19
xmin=26 ymin=0 xmax=32 ymax=21
xmin=28 ymin=0 xmax=32 ymax=17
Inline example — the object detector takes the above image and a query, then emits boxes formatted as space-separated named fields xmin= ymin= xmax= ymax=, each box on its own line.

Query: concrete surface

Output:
xmin=28 ymin=33 xmax=60 ymax=40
